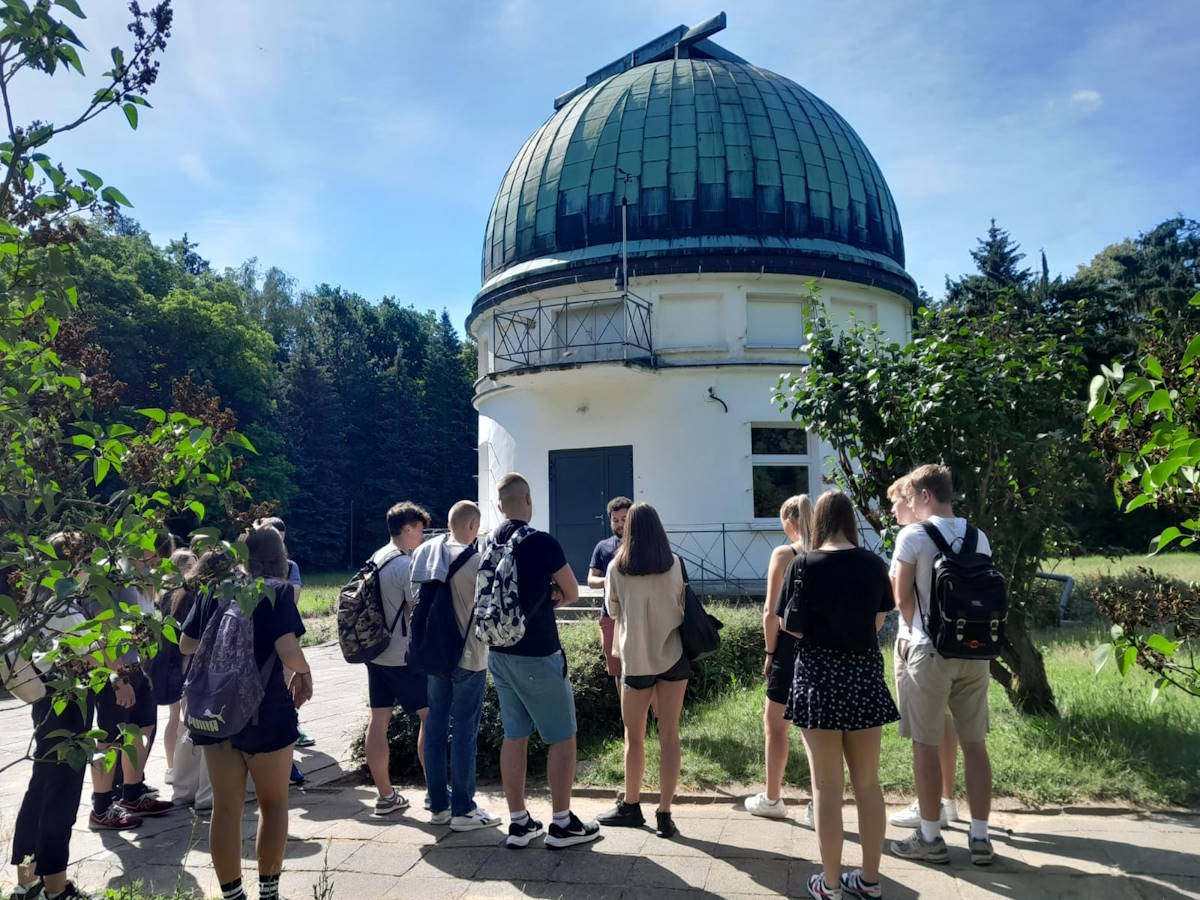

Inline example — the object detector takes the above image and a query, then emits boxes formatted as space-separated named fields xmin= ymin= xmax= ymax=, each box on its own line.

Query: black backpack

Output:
xmin=918 ymin=522 xmax=1007 ymax=659
xmin=406 ymin=545 xmax=478 ymax=676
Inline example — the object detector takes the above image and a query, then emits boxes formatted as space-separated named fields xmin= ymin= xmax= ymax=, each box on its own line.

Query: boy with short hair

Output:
xmin=485 ymin=473 xmax=599 ymax=849
xmin=414 ymin=501 xmax=500 ymax=831
xmin=887 ymin=476 xmax=961 ymax=830
xmin=365 ymin=502 xmax=431 ymax=817
xmin=890 ymin=465 xmax=995 ymax=866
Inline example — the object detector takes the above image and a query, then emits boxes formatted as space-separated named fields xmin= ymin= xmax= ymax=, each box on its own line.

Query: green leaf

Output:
xmin=58 ymin=44 xmax=84 ymax=75
xmin=93 ymin=457 xmax=110 ymax=486
xmin=1146 ymin=389 xmax=1172 ymax=414
xmin=187 ymin=500 xmax=205 ymax=522
xmin=136 ymin=408 xmax=166 ymax=423
xmin=1115 ymin=376 xmax=1153 ymax=403
xmin=1145 ymin=633 xmax=1180 ymax=657
xmin=55 ymin=0 xmax=86 ymax=16
xmin=1116 ymin=645 xmax=1137 ymax=676
xmin=69 ymin=434 xmax=95 ymax=449
xmin=0 ymin=218 xmax=18 ymax=236
xmin=1144 ymin=355 xmax=1163 ymax=379
xmin=100 ymin=185 xmax=132 ymax=207
xmin=1153 ymin=527 xmax=1182 ymax=554
xmin=1092 ymin=642 xmax=1112 ymax=675
xmin=1087 ymin=374 xmax=1107 ymax=412
xmin=1124 ymin=494 xmax=1151 ymax=513
xmin=76 ymin=168 xmax=102 ymax=189
xmin=1182 ymin=333 xmax=1200 ymax=368
xmin=0 ymin=593 xmax=19 ymax=624
xmin=122 ymin=103 xmax=138 ymax=130
xmin=1110 ymin=624 xmax=1124 ymax=641
xmin=1149 ymin=676 xmax=1168 ymax=705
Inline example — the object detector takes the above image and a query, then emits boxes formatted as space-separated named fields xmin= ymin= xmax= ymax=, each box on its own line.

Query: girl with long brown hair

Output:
xmin=595 ymin=502 xmax=688 ymax=838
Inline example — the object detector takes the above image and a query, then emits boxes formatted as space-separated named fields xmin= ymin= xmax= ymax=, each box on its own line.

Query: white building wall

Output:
xmin=471 ymin=272 xmax=911 ymax=576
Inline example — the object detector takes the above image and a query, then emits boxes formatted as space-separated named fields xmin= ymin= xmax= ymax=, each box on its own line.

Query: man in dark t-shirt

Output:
xmin=587 ymin=497 xmax=631 ymax=692
xmin=485 ymin=473 xmax=600 ymax=850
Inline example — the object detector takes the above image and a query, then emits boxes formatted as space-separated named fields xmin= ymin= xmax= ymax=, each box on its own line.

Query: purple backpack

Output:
xmin=184 ymin=590 xmax=278 ymax=740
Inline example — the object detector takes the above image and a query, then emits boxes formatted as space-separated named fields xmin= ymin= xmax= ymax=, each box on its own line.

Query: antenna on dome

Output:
xmin=617 ymin=167 xmax=633 ymax=293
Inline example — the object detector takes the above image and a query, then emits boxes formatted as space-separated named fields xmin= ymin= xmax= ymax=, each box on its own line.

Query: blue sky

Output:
xmin=31 ymin=1 xmax=1200 ymax=328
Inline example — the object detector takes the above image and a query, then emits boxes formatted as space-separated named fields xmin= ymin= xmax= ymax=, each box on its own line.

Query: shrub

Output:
xmin=357 ymin=604 xmax=766 ymax=781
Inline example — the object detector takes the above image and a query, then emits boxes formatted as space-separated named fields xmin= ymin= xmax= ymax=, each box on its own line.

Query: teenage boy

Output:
xmin=588 ymin=496 xmax=631 ymax=696
xmin=890 ymin=465 xmax=995 ymax=866
xmin=413 ymin=501 xmax=501 ymax=831
xmin=485 ymin=473 xmax=600 ymax=849
xmin=365 ymin=502 xmax=431 ymax=817
xmin=887 ymin=477 xmax=961 ymax=830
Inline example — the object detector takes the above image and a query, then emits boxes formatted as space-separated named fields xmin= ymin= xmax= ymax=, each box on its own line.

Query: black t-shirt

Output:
xmin=490 ymin=519 xmax=568 ymax=658
xmin=775 ymin=548 xmax=892 ymax=653
xmin=182 ymin=582 xmax=306 ymax=708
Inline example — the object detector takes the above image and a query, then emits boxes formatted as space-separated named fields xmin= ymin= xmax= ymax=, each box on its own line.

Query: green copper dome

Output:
xmin=478 ymin=53 xmax=916 ymax=308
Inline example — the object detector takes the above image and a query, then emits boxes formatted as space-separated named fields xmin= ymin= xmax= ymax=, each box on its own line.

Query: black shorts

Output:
xmin=766 ymin=631 xmax=799 ymax=705
xmin=367 ymin=663 xmax=429 ymax=713
xmin=95 ymin=671 xmax=158 ymax=742
xmin=623 ymin=653 xmax=692 ymax=691
xmin=191 ymin=697 xmax=299 ymax=756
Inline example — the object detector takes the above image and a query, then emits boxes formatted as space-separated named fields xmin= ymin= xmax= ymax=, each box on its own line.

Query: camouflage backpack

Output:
xmin=473 ymin=525 xmax=535 ymax=648
xmin=337 ymin=551 xmax=405 ymax=664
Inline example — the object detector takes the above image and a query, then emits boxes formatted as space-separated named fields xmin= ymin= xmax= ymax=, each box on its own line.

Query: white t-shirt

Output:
xmin=889 ymin=557 xmax=911 ymax=643
xmin=369 ymin=543 xmax=414 ymax=667
xmin=891 ymin=515 xmax=991 ymax=647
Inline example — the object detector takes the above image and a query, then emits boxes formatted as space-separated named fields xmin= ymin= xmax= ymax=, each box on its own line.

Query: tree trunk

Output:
xmin=990 ymin=622 xmax=1058 ymax=716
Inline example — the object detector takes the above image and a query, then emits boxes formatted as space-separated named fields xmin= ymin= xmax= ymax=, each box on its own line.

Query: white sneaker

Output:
xmin=430 ymin=808 xmax=451 ymax=825
xmin=450 ymin=806 xmax=501 ymax=832
xmin=803 ymin=802 xmax=814 ymax=828
xmin=943 ymin=798 xmax=960 ymax=823
xmin=889 ymin=799 xmax=950 ymax=828
xmin=744 ymin=793 xmax=787 ymax=819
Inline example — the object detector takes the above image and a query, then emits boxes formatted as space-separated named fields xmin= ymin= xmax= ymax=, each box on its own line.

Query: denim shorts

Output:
xmin=488 ymin=650 xmax=577 ymax=745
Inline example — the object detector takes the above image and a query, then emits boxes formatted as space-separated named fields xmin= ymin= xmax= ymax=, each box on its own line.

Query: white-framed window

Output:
xmin=750 ymin=423 xmax=812 ymax=519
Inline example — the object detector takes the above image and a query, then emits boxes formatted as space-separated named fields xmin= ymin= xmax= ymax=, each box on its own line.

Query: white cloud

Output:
xmin=176 ymin=152 xmax=213 ymax=186
xmin=1070 ymin=89 xmax=1103 ymax=109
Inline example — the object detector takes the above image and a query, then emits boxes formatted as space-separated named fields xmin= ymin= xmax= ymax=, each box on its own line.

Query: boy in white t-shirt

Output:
xmin=889 ymin=465 xmax=995 ymax=867
xmin=886 ymin=476 xmax=961 ymax=830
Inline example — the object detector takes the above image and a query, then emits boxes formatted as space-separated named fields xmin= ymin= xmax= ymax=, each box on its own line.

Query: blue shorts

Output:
xmin=488 ymin=650 xmax=577 ymax=745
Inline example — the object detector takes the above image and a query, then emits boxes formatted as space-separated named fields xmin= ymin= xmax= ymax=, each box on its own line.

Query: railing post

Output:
xmin=722 ymin=523 xmax=728 ymax=582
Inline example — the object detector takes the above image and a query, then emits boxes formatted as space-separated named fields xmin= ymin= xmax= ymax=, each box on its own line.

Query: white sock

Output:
xmin=941 ymin=796 xmax=954 ymax=804
xmin=510 ymin=809 xmax=528 ymax=825
xmin=552 ymin=809 xmax=571 ymax=826
xmin=763 ymin=795 xmax=781 ymax=805
xmin=920 ymin=817 xmax=942 ymax=842
xmin=970 ymin=818 xmax=989 ymax=841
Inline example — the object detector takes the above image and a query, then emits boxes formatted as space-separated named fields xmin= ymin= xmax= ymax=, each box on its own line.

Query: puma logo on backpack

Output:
xmin=918 ymin=522 xmax=1007 ymax=659
xmin=337 ymin=551 xmax=406 ymax=664
xmin=473 ymin=525 xmax=535 ymax=648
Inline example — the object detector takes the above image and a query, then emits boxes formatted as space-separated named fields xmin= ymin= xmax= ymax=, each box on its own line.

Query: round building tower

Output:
xmin=468 ymin=14 xmax=916 ymax=589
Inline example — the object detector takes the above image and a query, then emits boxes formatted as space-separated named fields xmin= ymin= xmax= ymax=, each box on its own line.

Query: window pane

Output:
xmin=753 ymin=466 xmax=809 ymax=518
xmin=751 ymin=426 xmax=808 ymax=456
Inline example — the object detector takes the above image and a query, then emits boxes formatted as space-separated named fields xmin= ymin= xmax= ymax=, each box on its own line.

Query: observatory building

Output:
xmin=467 ymin=14 xmax=916 ymax=586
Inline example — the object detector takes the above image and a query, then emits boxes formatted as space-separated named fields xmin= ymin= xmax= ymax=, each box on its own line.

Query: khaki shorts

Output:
xmin=893 ymin=638 xmax=909 ymax=695
xmin=898 ymin=643 xmax=990 ymax=745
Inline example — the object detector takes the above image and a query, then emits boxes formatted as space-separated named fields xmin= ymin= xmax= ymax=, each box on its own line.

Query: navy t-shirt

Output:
xmin=182 ymin=583 xmax=306 ymax=718
xmin=589 ymin=535 xmax=620 ymax=574
xmin=490 ymin=520 xmax=568 ymax=658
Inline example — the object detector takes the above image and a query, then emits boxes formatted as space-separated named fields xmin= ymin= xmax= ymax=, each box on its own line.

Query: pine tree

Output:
xmin=945 ymin=219 xmax=1035 ymax=314
xmin=420 ymin=311 xmax=477 ymax=525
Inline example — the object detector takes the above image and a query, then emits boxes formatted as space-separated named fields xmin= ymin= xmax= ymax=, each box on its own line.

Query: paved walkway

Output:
xmin=1 ymin=644 xmax=1197 ymax=899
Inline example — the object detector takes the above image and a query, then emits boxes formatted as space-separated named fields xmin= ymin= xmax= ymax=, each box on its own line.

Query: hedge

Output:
xmin=354 ymin=604 xmax=766 ymax=781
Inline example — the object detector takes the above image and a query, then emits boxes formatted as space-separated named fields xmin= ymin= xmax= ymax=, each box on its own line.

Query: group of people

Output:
xmin=9 ymin=463 xmax=996 ymax=900
xmin=736 ymin=464 xmax=996 ymax=899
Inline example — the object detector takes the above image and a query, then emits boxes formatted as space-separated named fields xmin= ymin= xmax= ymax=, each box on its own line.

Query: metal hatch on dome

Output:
xmin=553 ymin=12 xmax=747 ymax=110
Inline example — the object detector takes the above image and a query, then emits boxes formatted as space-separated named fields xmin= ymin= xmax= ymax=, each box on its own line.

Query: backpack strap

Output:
xmin=919 ymin=522 xmax=954 ymax=556
xmin=446 ymin=544 xmax=478 ymax=581
xmin=962 ymin=524 xmax=979 ymax=555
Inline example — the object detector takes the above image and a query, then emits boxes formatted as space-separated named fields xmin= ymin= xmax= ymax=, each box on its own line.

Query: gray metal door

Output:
xmin=548 ymin=445 xmax=634 ymax=580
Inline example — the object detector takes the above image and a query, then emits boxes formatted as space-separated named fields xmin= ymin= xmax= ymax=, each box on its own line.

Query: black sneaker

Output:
xmin=545 ymin=811 xmax=601 ymax=849
xmin=506 ymin=817 xmax=544 ymax=848
xmin=51 ymin=883 xmax=92 ymax=900
xmin=9 ymin=878 xmax=43 ymax=900
xmin=655 ymin=810 xmax=677 ymax=838
xmin=597 ymin=798 xmax=645 ymax=828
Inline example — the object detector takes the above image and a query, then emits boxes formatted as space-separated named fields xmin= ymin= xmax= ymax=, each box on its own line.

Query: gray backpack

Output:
xmin=184 ymin=589 xmax=278 ymax=740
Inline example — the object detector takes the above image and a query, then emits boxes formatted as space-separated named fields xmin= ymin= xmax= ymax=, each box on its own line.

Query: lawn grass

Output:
xmin=1044 ymin=551 xmax=1200 ymax=582
xmin=295 ymin=570 xmax=350 ymax=618
xmin=577 ymin=630 xmax=1200 ymax=808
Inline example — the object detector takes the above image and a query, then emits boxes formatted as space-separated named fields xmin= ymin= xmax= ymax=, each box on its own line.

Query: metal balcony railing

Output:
xmin=491 ymin=291 xmax=654 ymax=373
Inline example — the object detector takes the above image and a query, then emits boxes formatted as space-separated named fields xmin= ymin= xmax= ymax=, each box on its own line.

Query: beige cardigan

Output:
xmin=604 ymin=555 xmax=686 ymax=677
